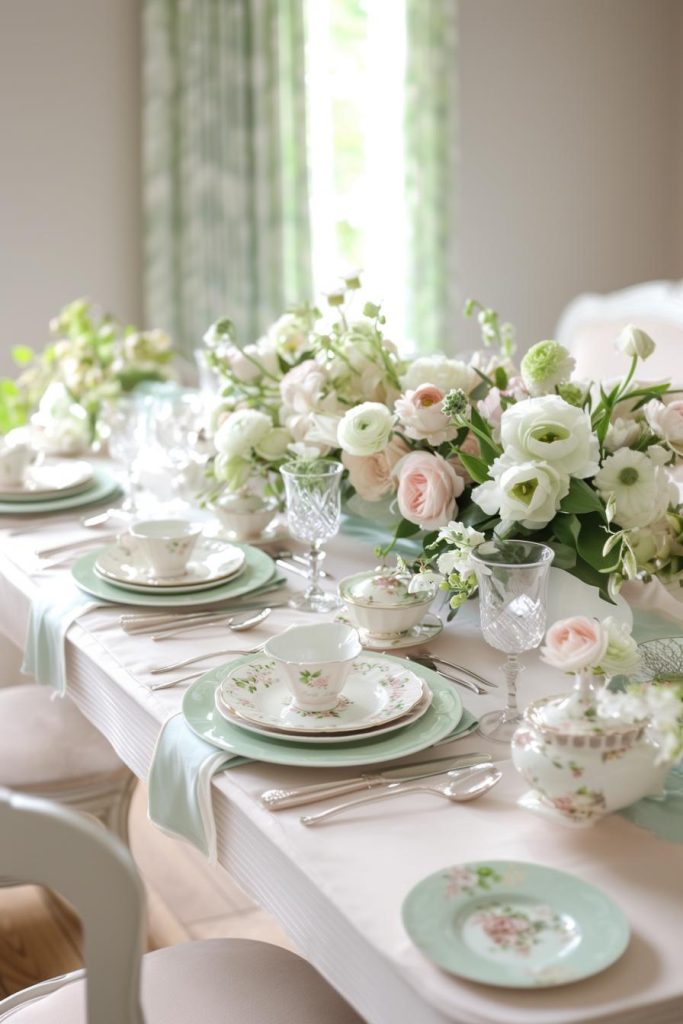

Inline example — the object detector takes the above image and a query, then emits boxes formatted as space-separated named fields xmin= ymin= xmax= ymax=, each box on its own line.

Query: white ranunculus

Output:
xmin=254 ymin=427 xmax=291 ymax=461
xmin=594 ymin=448 xmax=676 ymax=529
xmin=604 ymin=416 xmax=642 ymax=452
xmin=336 ymin=402 xmax=396 ymax=457
xmin=520 ymin=340 xmax=576 ymax=396
xmin=400 ymin=355 xmax=479 ymax=396
xmin=214 ymin=409 xmax=272 ymax=458
xmin=644 ymin=399 xmax=683 ymax=457
xmin=472 ymin=456 xmax=570 ymax=528
xmin=500 ymin=395 xmax=600 ymax=478
xmin=599 ymin=616 xmax=641 ymax=677
xmin=615 ymin=325 xmax=656 ymax=361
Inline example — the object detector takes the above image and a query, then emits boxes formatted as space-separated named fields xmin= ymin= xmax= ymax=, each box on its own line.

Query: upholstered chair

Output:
xmin=0 ymin=787 xmax=365 ymax=1024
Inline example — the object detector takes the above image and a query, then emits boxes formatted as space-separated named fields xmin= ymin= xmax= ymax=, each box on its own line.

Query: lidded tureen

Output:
xmin=338 ymin=567 xmax=437 ymax=638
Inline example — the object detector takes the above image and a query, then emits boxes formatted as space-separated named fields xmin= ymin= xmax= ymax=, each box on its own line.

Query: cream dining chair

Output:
xmin=0 ymin=787 xmax=365 ymax=1024
xmin=555 ymin=279 xmax=683 ymax=382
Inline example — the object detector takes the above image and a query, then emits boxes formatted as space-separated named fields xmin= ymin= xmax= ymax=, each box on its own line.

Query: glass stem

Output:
xmin=503 ymin=654 xmax=520 ymax=714
xmin=305 ymin=540 xmax=324 ymax=599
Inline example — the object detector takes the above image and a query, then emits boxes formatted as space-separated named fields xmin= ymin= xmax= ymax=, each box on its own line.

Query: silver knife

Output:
xmin=259 ymin=753 xmax=492 ymax=810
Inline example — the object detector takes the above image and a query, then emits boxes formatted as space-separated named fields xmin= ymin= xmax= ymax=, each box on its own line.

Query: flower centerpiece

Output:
xmin=0 ymin=298 xmax=175 ymax=451
xmin=203 ymin=281 xmax=683 ymax=601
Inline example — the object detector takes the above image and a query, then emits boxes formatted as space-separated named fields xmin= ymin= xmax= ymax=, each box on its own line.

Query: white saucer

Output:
xmin=215 ymin=682 xmax=433 ymax=744
xmin=94 ymin=537 xmax=246 ymax=594
xmin=209 ymin=520 xmax=290 ymax=548
xmin=336 ymin=612 xmax=443 ymax=651
xmin=218 ymin=652 xmax=425 ymax=734
xmin=0 ymin=460 xmax=94 ymax=501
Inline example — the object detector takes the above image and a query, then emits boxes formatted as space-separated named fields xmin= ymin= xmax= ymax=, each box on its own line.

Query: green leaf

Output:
xmin=459 ymin=500 xmax=494 ymax=528
xmin=559 ymin=478 xmax=606 ymax=518
xmin=395 ymin=518 xmax=421 ymax=539
xmin=546 ymin=541 xmax=577 ymax=569
xmin=468 ymin=406 xmax=501 ymax=465
xmin=552 ymin=512 xmax=581 ymax=548
xmin=455 ymin=451 xmax=490 ymax=485
xmin=568 ymin=556 xmax=615 ymax=604
xmin=576 ymin=513 xmax=620 ymax=574
xmin=494 ymin=366 xmax=508 ymax=389
xmin=11 ymin=345 xmax=33 ymax=366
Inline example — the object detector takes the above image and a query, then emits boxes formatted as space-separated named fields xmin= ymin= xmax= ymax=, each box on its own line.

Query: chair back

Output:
xmin=0 ymin=787 xmax=145 ymax=1023
xmin=556 ymin=279 xmax=683 ymax=382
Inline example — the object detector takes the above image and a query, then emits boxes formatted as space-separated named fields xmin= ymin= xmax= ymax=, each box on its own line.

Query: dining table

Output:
xmin=1 ymin=494 xmax=682 ymax=1024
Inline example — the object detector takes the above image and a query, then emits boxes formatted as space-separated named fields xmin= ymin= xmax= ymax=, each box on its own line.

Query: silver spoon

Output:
xmin=150 ymin=606 xmax=273 ymax=642
xmin=300 ymin=768 xmax=502 ymax=826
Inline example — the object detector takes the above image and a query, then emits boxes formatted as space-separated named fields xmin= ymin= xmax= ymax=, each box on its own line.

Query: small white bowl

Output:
xmin=215 ymin=494 xmax=278 ymax=540
xmin=263 ymin=622 xmax=362 ymax=712
xmin=338 ymin=568 xmax=436 ymax=639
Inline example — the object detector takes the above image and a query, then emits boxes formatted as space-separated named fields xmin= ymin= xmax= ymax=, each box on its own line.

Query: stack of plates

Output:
xmin=72 ymin=542 xmax=279 ymax=609
xmin=182 ymin=653 xmax=467 ymax=768
xmin=0 ymin=462 xmax=120 ymax=515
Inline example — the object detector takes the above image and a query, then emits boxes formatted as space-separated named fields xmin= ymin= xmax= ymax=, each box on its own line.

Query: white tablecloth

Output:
xmin=2 ymin=515 xmax=683 ymax=1024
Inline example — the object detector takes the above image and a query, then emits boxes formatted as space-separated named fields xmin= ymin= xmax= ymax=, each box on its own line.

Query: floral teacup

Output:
xmin=215 ymin=494 xmax=278 ymax=540
xmin=264 ymin=622 xmax=362 ymax=711
xmin=119 ymin=519 xmax=202 ymax=579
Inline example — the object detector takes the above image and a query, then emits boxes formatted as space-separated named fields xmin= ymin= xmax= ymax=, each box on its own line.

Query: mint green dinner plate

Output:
xmin=0 ymin=467 xmax=120 ymax=515
xmin=402 ymin=860 xmax=629 ymax=988
xmin=72 ymin=545 xmax=276 ymax=608
xmin=183 ymin=654 xmax=462 ymax=767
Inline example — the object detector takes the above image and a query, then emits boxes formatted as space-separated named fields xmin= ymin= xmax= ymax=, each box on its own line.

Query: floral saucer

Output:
xmin=215 ymin=682 xmax=432 ymax=744
xmin=402 ymin=860 xmax=629 ymax=988
xmin=218 ymin=653 xmax=425 ymax=734
xmin=94 ymin=537 xmax=246 ymax=594
xmin=335 ymin=611 xmax=443 ymax=651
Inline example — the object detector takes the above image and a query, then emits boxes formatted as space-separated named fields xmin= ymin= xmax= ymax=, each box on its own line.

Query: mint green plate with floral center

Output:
xmin=402 ymin=860 xmax=629 ymax=988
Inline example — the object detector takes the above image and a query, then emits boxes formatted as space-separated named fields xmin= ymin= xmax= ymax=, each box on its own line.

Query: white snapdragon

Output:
xmin=472 ymin=456 xmax=570 ymax=528
xmin=337 ymin=402 xmax=396 ymax=457
xmin=435 ymin=522 xmax=486 ymax=580
xmin=499 ymin=395 xmax=600 ymax=478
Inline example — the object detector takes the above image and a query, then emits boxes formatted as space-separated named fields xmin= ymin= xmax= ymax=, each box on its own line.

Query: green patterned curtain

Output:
xmin=405 ymin=0 xmax=458 ymax=353
xmin=143 ymin=0 xmax=311 ymax=353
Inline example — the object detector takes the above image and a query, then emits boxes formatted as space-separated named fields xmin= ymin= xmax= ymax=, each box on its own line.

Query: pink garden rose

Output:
xmin=477 ymin=387 xmax=504 ymax=442
xmin=395 ymin=451 xmax=465 ymax=530
xmin=394 ymin=384 xmax=458 ymax=445
xmin=540 ymin=616 xmax=608 ymax=673
xmin=280 ymin=360 xmax=328 ymax=415
xmin=342 ymin=436 xmax=408 ymax=502
xmin=645 ymin=399 xmax=683 ymax=457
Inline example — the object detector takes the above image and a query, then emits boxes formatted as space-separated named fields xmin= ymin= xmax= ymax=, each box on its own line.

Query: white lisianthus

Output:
xmin=644 ymin=399 xmax=683 ymax=457
xmin=594 ymin=448 xmax=676 ymax=530
xmin=615 ymin=324 xmax=656 ymax=361
xmin=473 ymin=456 xmax=570 ymax=528
xmin=254 ymin=427 xmax=291 ymax=461
xmin=604 ymin=416 xmax=642 ymax=452
xmin=520 ymin=340 xmax=576 ymax=396
xmin=599 ymin=617 xmax=641 ymax=677
xmin=499 ymin=395 xmax=600 ymax=478
xmin=214 ymin=409 xmax=272 ymax=458
xmin=400 ymin=355 xmax=479 ymax=395
xmin=337 ymin=402 xmax=396 ymax=457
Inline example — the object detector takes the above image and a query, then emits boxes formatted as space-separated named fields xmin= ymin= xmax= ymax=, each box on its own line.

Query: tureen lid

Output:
xmin=526 ymin=686 xmax=647 ymax=746
xmin=340 ymin=567 xmax=435 ymax=607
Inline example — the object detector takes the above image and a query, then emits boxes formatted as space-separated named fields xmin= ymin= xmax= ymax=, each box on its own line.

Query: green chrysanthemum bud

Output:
xmin=521 ymin=340 xmax=575 ymax=396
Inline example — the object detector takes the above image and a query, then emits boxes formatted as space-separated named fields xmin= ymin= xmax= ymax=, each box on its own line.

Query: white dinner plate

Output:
xmin=0 ymin=460 xmax=94 ymax=502
xmin=218 ymin=652 xmax=425 ymax=734
xmin=214 ymin=682 xmax=433 ymax=744
xmin=94 ymin=537 xmax=246 ymax=594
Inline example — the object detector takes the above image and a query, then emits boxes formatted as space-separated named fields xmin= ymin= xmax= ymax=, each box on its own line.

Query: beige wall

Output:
xmin=0 ymin=0 xmax=142 ymax=376
xmin=457 ymin=0 xmax=681 ymax=351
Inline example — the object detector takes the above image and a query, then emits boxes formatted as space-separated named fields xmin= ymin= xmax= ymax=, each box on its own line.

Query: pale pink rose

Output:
xmin=342 ymin=436 xmax=408 ymax=502
xmin=540 ymin=616 xmax=608 ymax=673
xmin=395 ymin=451 xmax=465 ymax=530
xmin=280 ymin=360 xmax=328 ymax=415
xmin=395 ymin=384 xmax=458 ymax=445
xmin=477 ymin=387 xmax=504 ymax=442
xmin=645 ymin=399 xmax=683 ymax=456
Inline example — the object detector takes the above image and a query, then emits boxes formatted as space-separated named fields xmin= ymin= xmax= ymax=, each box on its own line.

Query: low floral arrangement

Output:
xmin=540 ymin=615 xmax=683 ymax=764
xmin=203 ymin=278 xmax=683 ymax=604
xmin=0 ymin=299 xmax=175 ymax=451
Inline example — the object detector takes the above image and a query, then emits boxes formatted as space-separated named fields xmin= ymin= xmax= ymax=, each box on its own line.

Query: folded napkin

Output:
xmin=148 ymin=713 xmax=249 ymax=861
xmin=22 ymin=583 xmax=100 ymax=695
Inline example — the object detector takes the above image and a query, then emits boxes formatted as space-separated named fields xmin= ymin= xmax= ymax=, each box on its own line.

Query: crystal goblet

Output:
xmin=471 ymin=539 xmax=554 ymax=743
xmin=281 ymin=460 xmax=343 ymax=613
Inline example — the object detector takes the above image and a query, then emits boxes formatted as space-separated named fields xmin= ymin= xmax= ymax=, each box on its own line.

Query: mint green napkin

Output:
xmin=148 ymin=714 xmax=249 ymax=861
xmin=22 ymin=584 xmax=99 ymax=695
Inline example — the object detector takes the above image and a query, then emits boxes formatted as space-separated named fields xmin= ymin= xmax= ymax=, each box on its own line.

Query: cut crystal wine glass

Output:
xmin=281 ymin=460 xmax=343 ymax=613
xmin=471 ymin=539 xmax=554 ymax=743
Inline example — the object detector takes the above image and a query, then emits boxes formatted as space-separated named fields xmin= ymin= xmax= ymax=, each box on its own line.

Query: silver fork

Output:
xmin=414 ymin=650 xmax=496 ymax=689
xmin=406 ymin=656 xmax=486 ymax=696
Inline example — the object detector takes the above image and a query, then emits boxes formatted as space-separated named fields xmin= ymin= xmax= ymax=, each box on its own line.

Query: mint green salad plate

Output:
xmin=72 ymin=545 xmax=277 ymax=608
xmin=402 ymin=860 xmax=629 ymax=988
xmin=0 ymin=467 xmax=120 ymax=515
xmin=183 ymin=654 xmax=462 ymax=767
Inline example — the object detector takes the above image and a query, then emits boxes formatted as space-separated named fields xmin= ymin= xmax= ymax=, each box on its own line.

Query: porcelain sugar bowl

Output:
xmin=511 ymin=673 xmax=672 ymax=826
xmin=338 ymin=567 xmax=437 ymax=639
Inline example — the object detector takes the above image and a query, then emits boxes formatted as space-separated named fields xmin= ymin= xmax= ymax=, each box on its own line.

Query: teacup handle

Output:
xmin=117 ymin=532 xmax=142 ymax=558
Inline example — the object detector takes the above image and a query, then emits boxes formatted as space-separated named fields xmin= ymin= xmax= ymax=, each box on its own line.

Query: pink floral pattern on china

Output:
xmin=471 ymin=902 xmax=569 ymax=957
xmin=218 ymin=653 xmax=425 ymax=733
